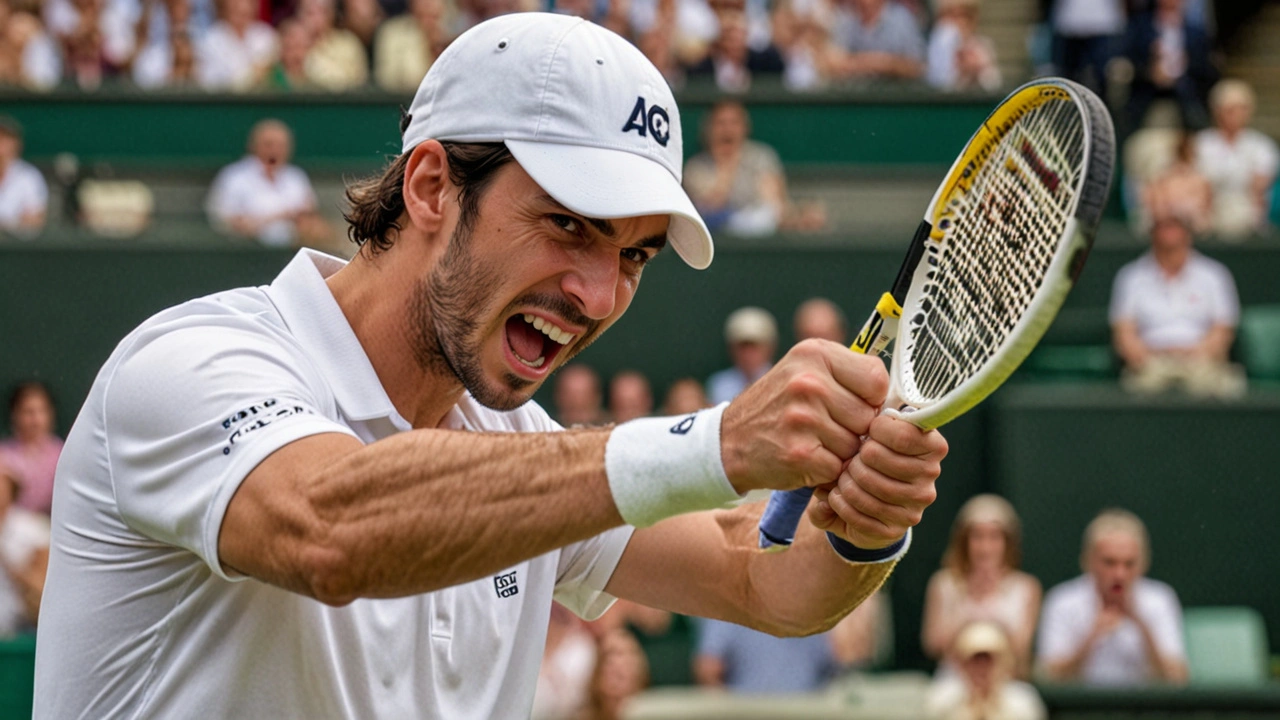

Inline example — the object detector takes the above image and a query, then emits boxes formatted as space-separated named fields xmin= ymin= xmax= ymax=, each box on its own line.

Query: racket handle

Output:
xmin=758 ymin=487 xmax=814 ymax=551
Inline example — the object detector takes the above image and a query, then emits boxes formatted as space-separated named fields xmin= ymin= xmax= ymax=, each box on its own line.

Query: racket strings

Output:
xmin=902 ymin=97 xmax=1085 ymax=403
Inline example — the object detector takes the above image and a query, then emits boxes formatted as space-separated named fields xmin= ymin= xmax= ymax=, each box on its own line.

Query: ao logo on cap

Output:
xmin=622 ymin=96 xmax=670 ymax=147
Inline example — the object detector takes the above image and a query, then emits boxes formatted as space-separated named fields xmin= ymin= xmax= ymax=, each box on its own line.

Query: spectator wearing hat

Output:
xmin=206 ymin=119 xmax=331 ymax=248
xmin=1194 ymin=79 xmax=1280 ymax=239
xmin=1110 ymin=213 xmax=1244 ymax=398
xmin=707 ymin=306 xmax=778 ymax=404
xmin=1037 ymin=509 xmax=1188 ymax=686
xmin=0 ymin=118 xmax=47 ymax=238
xmin=925 ymin=621 xmax=1046 ymax=720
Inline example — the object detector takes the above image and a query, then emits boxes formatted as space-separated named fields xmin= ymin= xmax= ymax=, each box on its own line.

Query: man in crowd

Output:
xmin=608 ymin=370 xmax=654 ymax=424
xmin=1037 ymin=509 xmax=1188 ymax=685
xmin=794 ymin=297 xmax=848 ymax=345
xmin=0 ymin=117 xmax=47 ymax=237
xmin=1110 ymin=214 xmax=1243 ymax=398
xmin=707 ymin=306 xmax=778 ymax=404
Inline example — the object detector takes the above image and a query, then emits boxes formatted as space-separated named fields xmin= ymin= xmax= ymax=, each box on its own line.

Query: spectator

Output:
xmin=0 ymin=3 xmax=63 ymax=90
xmin=341 ymin=0 xmax=385 ymax=49
xmin=926 ymin=0 xmax=1001 ymax=92
xmin=635 ymin=0 xmax=685 ymax=87
xmin=532 ymin=603 xmax=597 ymax=720
xmin=373 ymin=0 xmax=448 ymax=92
xmin=0 ymin=118 xmax=48 ymax=238
xmin=794 ymin=296 xmax=848 ymax=344
xmin=1037 ymin=509 xmax=1188 ymax=685
xmin=1050 ymin=0 xmax=1125 ymax=98
xmin=707 ymin=306 xmax=777 ymax=404
xmin=660 ymin=377 xmax=709 ymax=415
xmin=828 ymin=0 xmax=925 ymax=82
xmin=298 ymin=0 xmax=369 ymax=90
xmin=923 ymin=494 xmax=1041 ymax=678
xmin=581 ymin=629 xmax=649 ymax=720
xmin=0 ymin=464 xmax=49 ymax=637
xmin=695 ymin=595 xmax=887 ymax=692
xmin=1140 ymin=131 xmax=1212 ymax=235
xmin=1195 ymin=80 xmax=1279 ymax=239
xmin=770 ymin=0 xmax=839 ymax=91
xmin=925 ymin=621 xmax=1047 ymax=720
xmin=685 ymin=9 xmax=785 ymax=93
xmin=1110 ymin=214 xmax=1244 ymax=398
xmin=684 ymin=101 xmax=825 ymax=236
xmin=131 ymin=0 xmax=196 ymax=88
xmin=552 ymin=364 xmax=606 ymax=427
xmin=206 ymin=119 xmax=330 ymax=248
xmin=263 ymin=18 xmax=313 ymax=90
xmin=608 ymin=371 xmax=653 ymax=423
xmin=62 ymin=0 xmax=114 ymax=89
xmin=0 ymin=382 xmax=63 ymax=516
xmin=196 ymin=0 xmax=278 ymax=90
xmin=1122 ymin=0 xmax=1216 ymax=138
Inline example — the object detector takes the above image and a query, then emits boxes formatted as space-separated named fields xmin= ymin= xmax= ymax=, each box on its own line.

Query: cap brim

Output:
xmin=506 ymin=140 xmax=714 ymax=270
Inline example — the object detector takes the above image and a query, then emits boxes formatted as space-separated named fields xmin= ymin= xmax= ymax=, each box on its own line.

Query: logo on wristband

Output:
xmin=670 ymin=414 xmax=696 ymax=435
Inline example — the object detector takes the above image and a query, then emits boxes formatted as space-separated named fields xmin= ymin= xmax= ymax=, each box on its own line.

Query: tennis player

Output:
xmin=34 ymin=13 xmax=945 ymax=719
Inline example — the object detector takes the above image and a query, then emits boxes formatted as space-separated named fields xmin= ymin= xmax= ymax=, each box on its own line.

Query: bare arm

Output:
xmin=921 ymin=571 xmax=956 ymax=660
xmin=1012 ymin=577 xmax=1043 ymax=678
xmin=607 ymin=502 xmax=896 ymax=637
xmin=219 ymin=427 xmax=623 ymax=605
xmin=1132 ymin=614 xmax=1189 ymax=683
xmin=1112 ymin=320 xmax=1151 ymax=369
xmin=1191 ymin=323 xmax=1234 ymax=362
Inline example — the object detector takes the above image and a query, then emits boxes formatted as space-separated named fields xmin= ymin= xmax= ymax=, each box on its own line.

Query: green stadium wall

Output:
xmin=3 ymin=242 xmax=1280 ymax=676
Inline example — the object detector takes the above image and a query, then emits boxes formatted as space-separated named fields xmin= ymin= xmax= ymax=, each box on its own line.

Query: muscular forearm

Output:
xmin=609 ymin=501 xmax=895 ymax=637
xmin=221 ymin=428 xmax=624 ymax=604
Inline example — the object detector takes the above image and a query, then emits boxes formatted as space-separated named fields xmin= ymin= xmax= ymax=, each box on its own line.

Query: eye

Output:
xmin=550 ymin=214 xmax=581 ymax=235
xmin=621 ymin=247 xmax=652 ymax=269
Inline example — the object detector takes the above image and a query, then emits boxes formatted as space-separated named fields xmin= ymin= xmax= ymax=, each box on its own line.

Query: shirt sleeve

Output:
xmin=205 ymin=165 xmax=238 ymax=225
xmin=553 ymin=524 xmax=635 ymax=620
xmin=1255 ymin=134 xmax=1280 ymax=180
xmin=1208 ymin=262 xmax=1241 ymax=326
xmin=25 ymin=167 xmax=48 ymax=216
xmin=1144 ymin=583 xmax=1186 ymax=661
xmin=1035 ymin=585 xmax=1078 ymax=664
xmin=1109 ymin=262 xmax=1139 ymax=324
xmin=103 ymin=322 xmax=358 ymax=581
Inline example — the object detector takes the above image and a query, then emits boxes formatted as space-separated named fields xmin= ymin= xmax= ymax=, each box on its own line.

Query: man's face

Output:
xmin=609 ymin=376 xmax=653 ymax=423
xmin=554 ymin=367 xmax=602 ymax=425
xmin=795 ymin=305 xmax=845 ymax=344
xmin=708 ymin=105 xmax=748 ymax=152
xmin=730 ymin=339 xmax=774 ymax=376
xmin=409 ymin=162 xmax=669 ymax=411
xmin=1216 ymin=101 xmax=1252 ymax=135
xmin=1089 ymin=531 xmax=1144 ymax=605
xmin=254 ymin=126 xmax=293 ymax=169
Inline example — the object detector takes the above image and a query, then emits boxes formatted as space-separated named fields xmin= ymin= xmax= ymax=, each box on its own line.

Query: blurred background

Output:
xmin=1 ymin=0 xmax=1279 ymax=717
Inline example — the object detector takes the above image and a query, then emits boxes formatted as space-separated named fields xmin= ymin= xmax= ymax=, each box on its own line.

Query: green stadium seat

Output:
xmin=1183 ymin=606 xmax=1270 ymax=686
xmin=1020 ymin=344 xmax=1116 ymax=380
xmin=0 ymin=634 xmax=36 ymax=718
xmin=1238 ymin=306 xmax=1280 ymax=381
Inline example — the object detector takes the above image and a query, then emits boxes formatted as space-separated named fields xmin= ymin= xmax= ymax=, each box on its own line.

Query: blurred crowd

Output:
xmin=0 ymin=0 xmax=1007 ymax=94
xmin=530 ymin=298 xmax=1198 ymax=719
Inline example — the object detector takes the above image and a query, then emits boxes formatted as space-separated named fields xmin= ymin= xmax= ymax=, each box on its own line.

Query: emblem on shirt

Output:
xmin=221 ymin=398 xmax=315 ymax=455
xmin=493 ymin=570 xmax=519 ymax=599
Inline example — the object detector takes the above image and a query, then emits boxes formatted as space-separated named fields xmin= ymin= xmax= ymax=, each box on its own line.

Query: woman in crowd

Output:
xmin=922 ymin=494 xmax=1041 ymax=677
xmin=0 ymin=382 xmax=62 ymax=516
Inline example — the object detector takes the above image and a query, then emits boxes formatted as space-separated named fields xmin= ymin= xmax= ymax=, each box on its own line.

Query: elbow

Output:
xmin=295 ymin=525 xmax=363 ymax=607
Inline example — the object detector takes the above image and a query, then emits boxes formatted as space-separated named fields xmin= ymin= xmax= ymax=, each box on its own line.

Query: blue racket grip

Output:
xmin=758 ymin=487 xmax=814 ymax=551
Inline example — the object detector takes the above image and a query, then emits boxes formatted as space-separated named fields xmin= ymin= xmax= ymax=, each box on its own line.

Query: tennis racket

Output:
xmin=758 ymin=78 xmax=1115 ymax=551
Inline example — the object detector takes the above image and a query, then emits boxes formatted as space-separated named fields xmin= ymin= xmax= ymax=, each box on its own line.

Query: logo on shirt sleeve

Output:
xmin=493 ymin=570 xmax=519 ymax=599
xmin=220 ymin=398 xmax=315 ymax=455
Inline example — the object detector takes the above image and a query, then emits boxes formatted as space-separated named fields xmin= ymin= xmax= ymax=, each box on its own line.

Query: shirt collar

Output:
xmin=266 ymin=249 xmax=409 ymax=427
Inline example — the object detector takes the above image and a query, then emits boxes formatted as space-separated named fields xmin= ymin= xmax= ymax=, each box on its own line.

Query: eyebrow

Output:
xmin=537 ymin=193 xmax=669 ymax=253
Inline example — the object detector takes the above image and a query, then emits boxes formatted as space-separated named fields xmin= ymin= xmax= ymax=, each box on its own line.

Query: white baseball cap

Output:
xmin=401 ymin=12 xmax=714 ymax=270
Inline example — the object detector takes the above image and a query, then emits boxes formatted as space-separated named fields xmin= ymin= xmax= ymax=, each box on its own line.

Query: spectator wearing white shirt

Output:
xmin=1037 ymin=509 xmax=1188 ymax=686
xmin=0 ymin=118 xmax=48 ymax=238
xmin=829 ymin=0 xmax=925 ymax=81
xmin=1195 ymin=80 xmax=1280 ymax=239
xmin=207 ymin=119 xmax=329 ymax=248
xmin=1110 ymin=214 xmax=1244 ymax=398
xmin=196 ymin=0 xmax=278 ymax=90
xmin=132 ymin=0 xmax=198 ymax=88
xmin=0 ymin=3 xmax=63 ymax=91
xmin=926 ymin=621 xmax=1046 ymax=720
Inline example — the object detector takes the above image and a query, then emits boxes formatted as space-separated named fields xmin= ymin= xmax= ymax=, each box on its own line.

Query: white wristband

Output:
xmin=605 ymin=402 xmax=743 ymax=527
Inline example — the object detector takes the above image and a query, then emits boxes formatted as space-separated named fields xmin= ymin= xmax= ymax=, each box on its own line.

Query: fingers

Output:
xmin=865 ymin=414 xmax=949 ymax=461
xmin=816 ymin=339 xmax=890 ymax=409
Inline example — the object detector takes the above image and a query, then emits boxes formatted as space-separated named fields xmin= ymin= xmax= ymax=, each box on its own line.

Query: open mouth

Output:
xmin=504 ymin=313 xmax=577 ymax=371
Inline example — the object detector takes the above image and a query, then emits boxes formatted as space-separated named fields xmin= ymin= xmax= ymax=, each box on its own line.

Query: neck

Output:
xmin=1156 ymin=251 xmax=1188 ymax=277
xmin=327 ymin=241 xmax=465 ymax=429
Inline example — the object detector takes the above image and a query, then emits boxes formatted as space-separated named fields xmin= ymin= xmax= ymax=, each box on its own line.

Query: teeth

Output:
xmin=521 ymin=313 xmax=576 ymax=346
xmin=515 ymin=354 xmax=545 ymax=368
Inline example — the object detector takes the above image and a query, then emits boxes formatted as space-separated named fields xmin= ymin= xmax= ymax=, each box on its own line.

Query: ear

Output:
xmin=403 ymin=140 xmax=452 ymax=235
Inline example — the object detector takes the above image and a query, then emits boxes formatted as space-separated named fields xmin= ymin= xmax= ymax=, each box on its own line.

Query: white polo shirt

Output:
xmin=0 ymin=159 xmax=48 ymax=233
xmin=0 ymin=508 xmax=49 ymax=637
xmin=206 ymin=156 xmax=318 ymax=247
xmin=1195 ymin=128 xmax=1280 ymax=197
xmin=1109 ymin=250 xmax=1239 ymax=351
xmin=1037 ymin=575 xmax=1185 ymax=686
xmin=34 ymin=249 xmax=634 ymax=719
xmin=195 ymin=20 xmax=278 ymax=90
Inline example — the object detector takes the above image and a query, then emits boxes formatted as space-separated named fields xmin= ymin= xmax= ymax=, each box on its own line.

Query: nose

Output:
xmin=561 ymin=244 xmax=620 ymax=321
